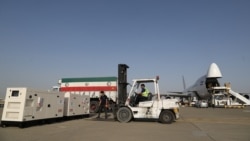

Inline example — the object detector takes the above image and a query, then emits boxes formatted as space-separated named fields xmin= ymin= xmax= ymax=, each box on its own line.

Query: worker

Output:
xmin=96 ymin=91 xmax=108 ymax=119
xmin=135 ymin=84 xmax=149 ymax=105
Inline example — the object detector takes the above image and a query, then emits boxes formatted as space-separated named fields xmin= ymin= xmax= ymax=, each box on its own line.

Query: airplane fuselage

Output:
xmin=183 ymin=63 xmax=222 ymax=100
xmin=184 ymin=75 xmax=221 ymax=99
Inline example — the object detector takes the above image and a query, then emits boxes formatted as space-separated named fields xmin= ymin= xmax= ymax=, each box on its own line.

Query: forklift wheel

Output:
xmin=116 ymin=107 xmax=132 ymax=123
xmin=159 ymin=110 xmax=174 ymax=124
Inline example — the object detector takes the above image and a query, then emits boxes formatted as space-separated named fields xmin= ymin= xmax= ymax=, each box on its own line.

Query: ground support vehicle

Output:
xmin=116 ymin=75 xmax=180 ymax=124
xmin=209 ymin=84 xmax=250 ymax=108
xmin=195 ymin=100 xmax=208 ymax=108
xmin=54 ymin=64 xmax=180 ymax=124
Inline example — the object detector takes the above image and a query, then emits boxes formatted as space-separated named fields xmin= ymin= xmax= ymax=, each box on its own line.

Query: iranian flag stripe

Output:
xmin=61 ymin=77 xmax=117 ymax=83
xmin=60 ymin=86 xmax=117 ymax=91
xmin=60 ymin=81 xmax=117 ymax=87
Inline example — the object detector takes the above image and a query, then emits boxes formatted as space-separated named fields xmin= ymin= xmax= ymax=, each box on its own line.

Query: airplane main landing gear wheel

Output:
xmin=159 ymin=110 xmax=174 ymax=124
xmin=116 ymin=107 xmax=132 ymax=123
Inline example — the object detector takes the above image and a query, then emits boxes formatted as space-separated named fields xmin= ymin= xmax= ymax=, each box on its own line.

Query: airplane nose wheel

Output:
xmin=116 ymin=107 xmax=132 ymax=123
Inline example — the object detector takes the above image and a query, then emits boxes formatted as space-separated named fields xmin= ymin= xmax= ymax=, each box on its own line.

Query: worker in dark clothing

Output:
xmin=97 ymin=91 xmax=108 ymax=119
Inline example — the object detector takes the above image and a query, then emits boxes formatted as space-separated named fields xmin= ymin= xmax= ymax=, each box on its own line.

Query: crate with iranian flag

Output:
xmin=58 ymin=76 xmax=117 ymax=113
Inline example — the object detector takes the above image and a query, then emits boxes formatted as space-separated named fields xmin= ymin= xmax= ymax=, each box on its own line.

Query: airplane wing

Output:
xmin=167 ymin=91 xmax=183 ymax=94
xmin=166 ymin=91 xmax=199 ymax=98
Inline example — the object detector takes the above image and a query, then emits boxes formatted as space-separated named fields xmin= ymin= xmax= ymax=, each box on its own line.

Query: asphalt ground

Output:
xmin=0 ymin=106 xmax=250 ymax=141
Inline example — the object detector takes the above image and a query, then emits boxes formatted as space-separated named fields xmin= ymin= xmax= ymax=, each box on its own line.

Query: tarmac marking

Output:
xmin=178 ymin=117 xmax=250 ymax=125
xmin=243 ymin=110 xmax=250 ymax=112
xmin=57 ymin=125 xmax=67 ymax=129
xmin=187 ymin=118 xmax=217 ymax=141
xmin=192 ymin=131 xmax=207 ymax=137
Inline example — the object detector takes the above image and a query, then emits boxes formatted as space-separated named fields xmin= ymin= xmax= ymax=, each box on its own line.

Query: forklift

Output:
xmin=115 ymin=64 xmax=179 ymax=124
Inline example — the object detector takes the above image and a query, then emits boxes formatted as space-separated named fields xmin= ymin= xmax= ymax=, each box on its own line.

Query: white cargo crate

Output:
xmin=64 ymin=93 xmax=90 ymax=117
xmin=1 ymin=87 xmax=64 ymax=125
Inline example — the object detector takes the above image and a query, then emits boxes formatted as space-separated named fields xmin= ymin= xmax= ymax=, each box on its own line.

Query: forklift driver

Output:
xmin=134 ymin=84 xmax=150 ymax=105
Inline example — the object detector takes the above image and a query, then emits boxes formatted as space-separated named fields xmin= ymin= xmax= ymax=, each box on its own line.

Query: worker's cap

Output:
xmin=141 ymin=84 xmax=145 ymax=87
xmin=100 ymin=91 xmax=104 ymax=93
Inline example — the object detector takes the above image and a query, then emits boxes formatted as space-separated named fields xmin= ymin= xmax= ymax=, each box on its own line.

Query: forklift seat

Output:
xmin=147 ymin=93 xmax=153 ymax=100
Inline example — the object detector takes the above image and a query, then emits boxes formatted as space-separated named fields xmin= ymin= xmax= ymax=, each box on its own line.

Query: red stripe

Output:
xmin=60 ymin=86 xmax=117 ymax=91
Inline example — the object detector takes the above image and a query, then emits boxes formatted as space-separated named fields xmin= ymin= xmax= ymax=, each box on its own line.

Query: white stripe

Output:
xmin=65 ymin=91 xmax=117 ymax=101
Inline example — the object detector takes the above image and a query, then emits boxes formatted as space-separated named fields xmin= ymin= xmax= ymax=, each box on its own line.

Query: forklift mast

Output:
xmin=118 ymin=64 xmax=129 ymax=106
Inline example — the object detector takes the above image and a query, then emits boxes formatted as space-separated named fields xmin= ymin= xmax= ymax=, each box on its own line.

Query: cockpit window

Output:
xmin=11 ymin=90 xmax=19 ymax=97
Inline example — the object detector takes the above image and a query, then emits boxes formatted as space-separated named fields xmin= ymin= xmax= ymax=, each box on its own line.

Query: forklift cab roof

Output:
xmin=132 ymin=76 xmax=159 ymax=84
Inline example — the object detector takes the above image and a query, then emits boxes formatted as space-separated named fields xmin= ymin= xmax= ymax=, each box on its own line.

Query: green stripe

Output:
xmin=61 ymin=76 xmax=117 ymax=83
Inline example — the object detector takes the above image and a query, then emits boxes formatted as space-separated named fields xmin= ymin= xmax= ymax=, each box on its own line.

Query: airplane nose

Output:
xmin=207 ymin=63 xmax=222 ymax=78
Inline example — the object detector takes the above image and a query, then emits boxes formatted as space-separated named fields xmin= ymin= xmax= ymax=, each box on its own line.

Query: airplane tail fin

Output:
xmin=182 ymin=75 xmax=186 ymax=90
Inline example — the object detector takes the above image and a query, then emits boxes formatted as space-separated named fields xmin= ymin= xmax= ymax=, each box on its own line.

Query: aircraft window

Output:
xmin=11 ymin=90 xmax=19 ymax=97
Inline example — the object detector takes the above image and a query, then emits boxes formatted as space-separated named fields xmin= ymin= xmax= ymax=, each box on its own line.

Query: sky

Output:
xmin=0 ymin=0 xmax=250 ymax=98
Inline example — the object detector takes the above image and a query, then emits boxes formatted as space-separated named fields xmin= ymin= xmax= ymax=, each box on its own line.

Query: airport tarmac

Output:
xmin=0 ymin=106 xmax=250 ymax=141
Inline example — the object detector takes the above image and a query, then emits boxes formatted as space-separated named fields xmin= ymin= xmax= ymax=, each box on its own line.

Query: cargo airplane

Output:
xmin=168 ymin=63 xmax=250 ymax=105
xmin=168 ymin=63 xmax=222 ymax=99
